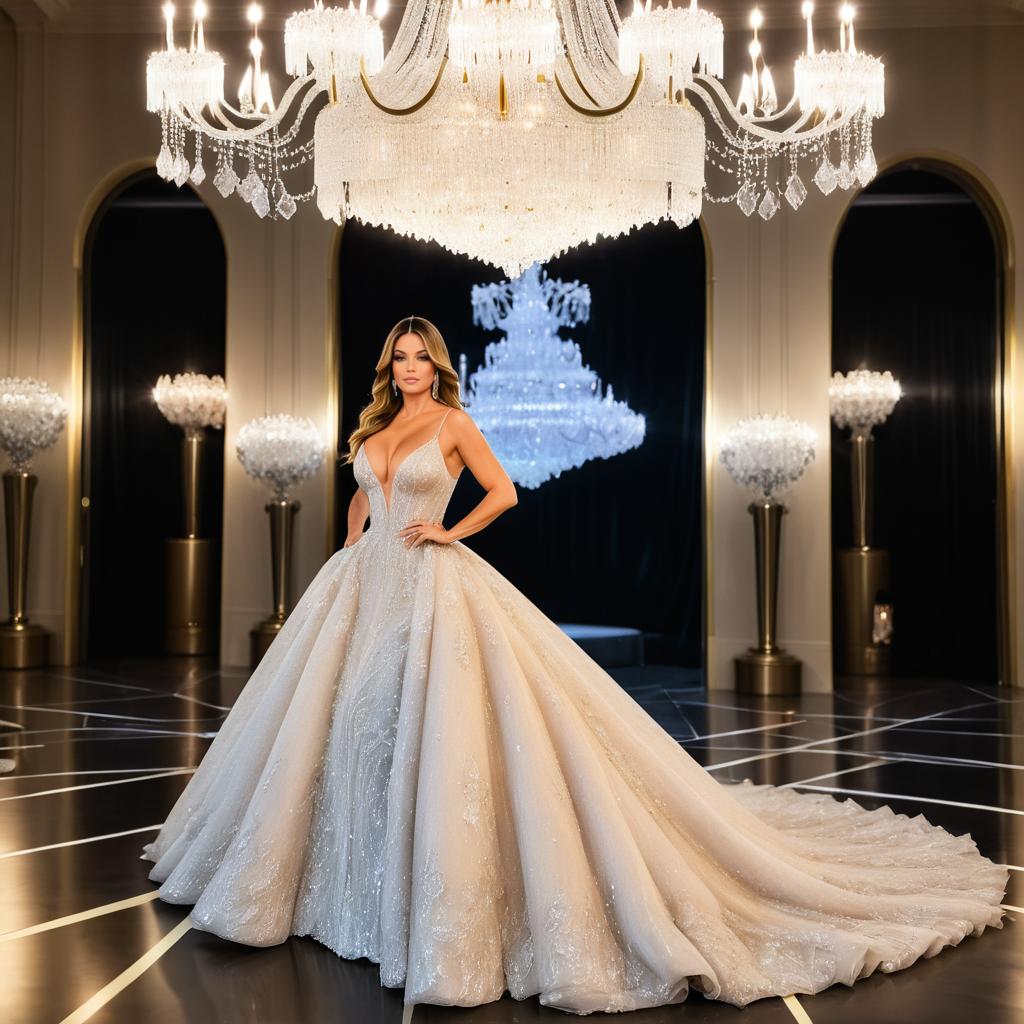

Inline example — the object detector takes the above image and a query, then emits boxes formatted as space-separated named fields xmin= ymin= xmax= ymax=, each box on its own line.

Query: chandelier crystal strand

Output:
xmin=144 ymin=0 xmax=885 ymax=273
xmin=462 ymin=264 xmax=645 ymax=488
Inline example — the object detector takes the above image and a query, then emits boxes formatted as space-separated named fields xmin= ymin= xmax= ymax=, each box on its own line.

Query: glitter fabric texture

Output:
xmin=142 ymin=410 xmax=1007 ymax=1014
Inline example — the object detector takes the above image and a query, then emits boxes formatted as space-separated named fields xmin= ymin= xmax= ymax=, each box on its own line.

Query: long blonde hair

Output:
xmin=342 ymin=316 xmax=463 ymax=465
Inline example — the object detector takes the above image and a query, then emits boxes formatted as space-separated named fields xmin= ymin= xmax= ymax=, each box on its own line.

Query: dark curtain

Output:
xmin=337 ymin=220 xmax=706 ymax=666
xmin=84 ymin=174 xmax=226 ymax=659
xmin=832 ymin=167 xmax=999 ymax=681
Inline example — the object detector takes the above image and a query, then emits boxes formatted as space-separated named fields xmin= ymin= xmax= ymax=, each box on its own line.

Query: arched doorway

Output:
xmin=334 ymin=221 xmax=708 ymax=668
xmin=81 ymin=173 xmax=226 ymax=661
xmin=831 ymin=161 xmax=1008 ymax=683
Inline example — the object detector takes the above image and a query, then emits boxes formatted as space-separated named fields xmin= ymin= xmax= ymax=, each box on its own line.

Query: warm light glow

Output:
xmin=144 ymin=0 xmax=886 ymax=272
xmin=801 ymin=1 xmax=813 ymax=16
xmin=162 ymin=2 xmax=175 ymax=48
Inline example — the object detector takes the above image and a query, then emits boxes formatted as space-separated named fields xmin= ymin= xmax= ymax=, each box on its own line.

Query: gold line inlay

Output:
xmin=782 ymin=994 xmax=815 ymax=1024
xmin=0 ymin=891 xmax=160 ymax=943
xmin=58 ymin=916 xmax=192 ymax=1024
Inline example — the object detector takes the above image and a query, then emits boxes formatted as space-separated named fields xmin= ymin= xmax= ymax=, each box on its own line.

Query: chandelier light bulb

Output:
xmin=192 ymin=0 xmax=207 ymax=52
xmin=249 ymin=36 xmax=263 ymax=59
xmin=246 ymin=3 xmax=262 ymax=25
xmin=374 ymin=0 xmax=389 ymax=16
xmin=801 ymin=1 xmax=814 ymax=54
xmin=750 ymin=7 xmax=763 ymax=31
xmin=162 ymin=2 xmax=175 ymax=48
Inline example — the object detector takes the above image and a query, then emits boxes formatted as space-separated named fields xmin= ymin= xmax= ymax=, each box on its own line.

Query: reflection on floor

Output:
xmin=1 ymin=661 xmax=1021 ymax=1024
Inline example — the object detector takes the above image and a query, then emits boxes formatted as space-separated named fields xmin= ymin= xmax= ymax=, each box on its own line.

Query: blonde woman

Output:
xmin=144 ymin=316 xmax=1006 ymax=1015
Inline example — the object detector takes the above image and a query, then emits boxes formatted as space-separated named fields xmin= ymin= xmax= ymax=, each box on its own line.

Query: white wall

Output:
xmin=0 ymin=7 xmax=1022 ymax=681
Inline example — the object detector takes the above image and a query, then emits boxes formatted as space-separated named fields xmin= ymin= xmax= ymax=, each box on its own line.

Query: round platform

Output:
xmin=557 ymin=622 xmax=644 ymax=668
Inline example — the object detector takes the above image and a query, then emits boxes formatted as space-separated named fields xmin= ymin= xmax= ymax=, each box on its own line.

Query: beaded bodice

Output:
xmin=353 ymin=409 xmax=460 ymax=535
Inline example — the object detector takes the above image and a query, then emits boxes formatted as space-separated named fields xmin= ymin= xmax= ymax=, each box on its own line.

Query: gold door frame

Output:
xmin=828 ymin=151 xmax=1017 ymax=687
xmin=67 ymin=162 xmax=228 ymax=664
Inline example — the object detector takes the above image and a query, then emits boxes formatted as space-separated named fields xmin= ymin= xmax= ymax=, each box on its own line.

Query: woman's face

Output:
xmin=392 ymin=332 xmax=436 ymax=396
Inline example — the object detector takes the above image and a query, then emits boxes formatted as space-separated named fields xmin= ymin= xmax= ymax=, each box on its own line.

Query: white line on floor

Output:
xmin=704 ymin=700 xmax=994 ymax=773
xmin=791 ymin=784 xmax=1024 ymax=818
xmin=689 ymin=720 xmax=807 ymax=742
xmin=0 ymin=767 xmax=194 ymax=782
xmin=782 ymin=994 xmax=814 ymax=1023
xmin=0 ymin=769 xmax=195 ymax=802
xmin=2 ymin=704 xmax=223 ymax=725
xmin=58 ymin=916 xmax=192 ymax=1024
xmin=780 ymin=759 xmax=891 ymax=789
xmin=0 ymin=891 xmax=162 ymax=942
xmin=0 ymin=823 xmax=163 ymax=859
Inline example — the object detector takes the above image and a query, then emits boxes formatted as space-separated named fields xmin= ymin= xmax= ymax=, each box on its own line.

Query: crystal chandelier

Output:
xmin=146 ymin=0 xmax=885 ymax=276
xmin=459 ymin=263 xmax=645 ymax=488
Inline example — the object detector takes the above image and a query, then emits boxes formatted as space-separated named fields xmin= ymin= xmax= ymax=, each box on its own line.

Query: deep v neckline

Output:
xmin=362 ymin=412 xmax=452 ymax=516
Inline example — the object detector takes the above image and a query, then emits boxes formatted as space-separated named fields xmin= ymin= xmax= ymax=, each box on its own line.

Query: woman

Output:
xmin=143 ymin=316 xmax=1007 ymax=1015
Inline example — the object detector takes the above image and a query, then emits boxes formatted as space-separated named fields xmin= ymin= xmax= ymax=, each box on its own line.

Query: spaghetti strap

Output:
xmin=434 ymin=407 xmax=452 ymax=440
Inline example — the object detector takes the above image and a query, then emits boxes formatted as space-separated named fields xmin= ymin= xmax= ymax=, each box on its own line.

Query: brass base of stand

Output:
xmin=250 ymin=618 xmax=286 ymax=668
xmin=165 ymin=538 xmax=219 ymax=655
xmin=836 ymin=548 xmax=892 ymax=676
xmin=0 ymin=622 xmax=48 ymax=669
xmin=734 ymin=649 xmax=802 ymax=696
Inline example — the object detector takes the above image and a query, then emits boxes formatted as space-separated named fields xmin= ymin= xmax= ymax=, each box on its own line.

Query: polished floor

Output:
xmin=2 ymin=660 xmax=1022 ymax=1024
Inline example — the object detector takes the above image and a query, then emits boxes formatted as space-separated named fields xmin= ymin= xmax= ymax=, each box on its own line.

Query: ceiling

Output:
xmin=3 ymin=0 xmax=1023 ymax=34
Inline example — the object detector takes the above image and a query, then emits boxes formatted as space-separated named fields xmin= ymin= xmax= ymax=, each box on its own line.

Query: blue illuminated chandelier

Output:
xmin=459 ymin=264 xmax=646 ymax=488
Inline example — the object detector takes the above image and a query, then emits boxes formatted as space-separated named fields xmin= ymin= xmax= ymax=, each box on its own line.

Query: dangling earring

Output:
xmin=392 ymin=379 xmax=398 ymax=397
xmin=431 ymin=374 xmax=439 ymax=400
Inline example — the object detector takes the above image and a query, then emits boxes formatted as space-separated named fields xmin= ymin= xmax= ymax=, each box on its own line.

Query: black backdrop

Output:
xmin=84 ymin=174 xmax=226 ymax=659
xmin=832 ymin=167 xmax=999 ymax=681
xmin=337 ymin=220 xmax=707 ymax=666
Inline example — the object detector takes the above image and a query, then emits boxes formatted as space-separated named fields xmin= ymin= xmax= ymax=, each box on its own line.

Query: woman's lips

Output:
xmin=404 ymin=378 xmax=418 ymax=383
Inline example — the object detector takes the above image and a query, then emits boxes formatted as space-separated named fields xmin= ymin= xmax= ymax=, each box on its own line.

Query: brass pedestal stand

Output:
xmin=735 ymin=502 xmax=802 ymax=696
xmin=165 ymin=538 xmax=218 ymax=654
xmin=165 ymin=431 xmax=218 ymax=655
xmin=835 ymin=432 xmax=892 ymax=675
xmin=0 ymin=470 xmax=48 ymax=668
xmin=250 ymin=498 xmax=299 ymax=667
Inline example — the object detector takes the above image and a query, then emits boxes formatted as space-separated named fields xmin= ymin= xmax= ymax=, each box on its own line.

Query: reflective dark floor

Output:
xmin=2 ymin=661 xmax=1022 ymax=1024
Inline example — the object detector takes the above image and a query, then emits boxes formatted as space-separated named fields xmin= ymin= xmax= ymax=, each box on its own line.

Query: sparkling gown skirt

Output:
xmin=142 ymin=535 xmax=1008 ymax=1014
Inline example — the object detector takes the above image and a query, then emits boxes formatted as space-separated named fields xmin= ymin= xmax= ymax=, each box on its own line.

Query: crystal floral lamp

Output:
xmin=0 ymin=378 xmax=68 ymax=667
xmin=153 ymin=372 xmax=227 ymax=655
xmin=236 ymin=414 xmax=326 ymax=666
xmin=719 ymin=414 xmax=816 ymax=695
xmin=829 ymin=368 xmax=901 ymax=675
xmin=459 ymin=263 xmax=645 ymax=488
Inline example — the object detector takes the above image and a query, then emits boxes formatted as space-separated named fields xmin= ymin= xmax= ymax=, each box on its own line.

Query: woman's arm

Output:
xmin=343 ymin=485 xmax=371 ymax=547
xmin=398 ymin=409 xmax=517 ymax=548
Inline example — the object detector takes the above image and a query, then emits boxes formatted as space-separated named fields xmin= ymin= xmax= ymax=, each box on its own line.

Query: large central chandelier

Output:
xmin=147 ymin=0 xmax=885 ymax=276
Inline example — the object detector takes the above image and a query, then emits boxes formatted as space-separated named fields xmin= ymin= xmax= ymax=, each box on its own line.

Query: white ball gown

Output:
xmin=143 ymin=408 xmax=1007 ymax=1014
